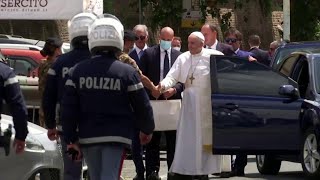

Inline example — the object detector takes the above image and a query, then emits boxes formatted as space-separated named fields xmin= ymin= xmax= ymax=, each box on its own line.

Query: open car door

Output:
xmin=210 ymin=55 xmax=304 ymax=155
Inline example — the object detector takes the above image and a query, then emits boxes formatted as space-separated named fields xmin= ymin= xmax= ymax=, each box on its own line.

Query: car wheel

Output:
xmin=256 ymin=155 xmax=281 ymax=175
xmin=301 ymin=128 xmax=320 ymax=178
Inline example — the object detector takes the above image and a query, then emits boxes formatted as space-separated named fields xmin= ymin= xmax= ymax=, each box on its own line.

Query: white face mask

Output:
xmin=172 ymin=47 xmax=181 ymax=51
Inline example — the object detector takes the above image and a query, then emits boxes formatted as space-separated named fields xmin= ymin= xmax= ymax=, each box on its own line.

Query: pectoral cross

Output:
xmin=189 ymin=73 xmax=195 ymax=84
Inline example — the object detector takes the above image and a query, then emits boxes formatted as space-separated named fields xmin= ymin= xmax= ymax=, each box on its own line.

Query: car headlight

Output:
xmin=25 ymin=135 xmax=45 ymax=153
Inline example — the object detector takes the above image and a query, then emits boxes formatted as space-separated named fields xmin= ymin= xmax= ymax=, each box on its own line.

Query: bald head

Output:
xmin=160 ymin=27 xmax=174 ymax=41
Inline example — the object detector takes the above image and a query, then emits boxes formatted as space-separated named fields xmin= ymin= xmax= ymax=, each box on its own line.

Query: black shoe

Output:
xmin=193 ymin=175 xmax=209 ymax=180
xmin=133 ymin=174 xmax=145 ymax=180
xmin=227 ymin=169 xmax=245 ymax=177
xmin=219 ymin=172 xmax=232 ymax=178
xmin=147 ymin=171 xmax=161 ymax=180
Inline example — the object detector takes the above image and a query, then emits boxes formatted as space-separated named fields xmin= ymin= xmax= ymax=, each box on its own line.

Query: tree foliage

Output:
xmin=129 ymin=0 xmax=185 ymax=31
xmin=200 ymin=0 xmax=272 ymax=34
xmin=291 ymin=0 xmax=320 ymax=41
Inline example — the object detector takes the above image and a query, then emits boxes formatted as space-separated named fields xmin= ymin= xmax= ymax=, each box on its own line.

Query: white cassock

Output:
xmin=161 ymin=48 xmax=231 ymax=175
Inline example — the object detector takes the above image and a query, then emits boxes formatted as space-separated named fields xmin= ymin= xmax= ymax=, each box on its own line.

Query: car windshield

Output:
xmin=273 ymin=46 xmax=320 ymax=69
xmin=314 ymin=58 xmax=320 ymax=94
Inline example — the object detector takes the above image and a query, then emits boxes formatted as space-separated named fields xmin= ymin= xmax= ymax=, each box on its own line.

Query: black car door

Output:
xmin=210 ymin=56 xmax=304 ymax=155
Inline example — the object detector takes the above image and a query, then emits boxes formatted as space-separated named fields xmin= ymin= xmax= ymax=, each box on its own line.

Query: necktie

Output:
xmin=138 ymin=50 xmax=144 ymax=59
xmin=164 ymin=50 xmax=170 ymax=77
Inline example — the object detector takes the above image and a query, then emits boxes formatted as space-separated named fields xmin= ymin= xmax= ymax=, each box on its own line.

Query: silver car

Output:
xmin=0 ymin=114 xmax=63 ymax=180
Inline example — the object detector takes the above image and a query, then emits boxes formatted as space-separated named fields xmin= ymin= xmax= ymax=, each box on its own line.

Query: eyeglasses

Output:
xmin=225 ymin=38 xmax=238 ymax=43
xmin=269 ymin=47 xmax=275 ymax=51
xmin=138 ymin=36 xmax=146 ymax=41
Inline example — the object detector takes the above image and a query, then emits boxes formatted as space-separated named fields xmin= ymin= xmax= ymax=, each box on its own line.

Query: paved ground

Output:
xmin=121 ymin=154 xmax=305 ymax=180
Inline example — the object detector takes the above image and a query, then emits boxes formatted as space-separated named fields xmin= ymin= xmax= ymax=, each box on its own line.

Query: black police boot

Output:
xmin=133 ymin=174 xmax=145 ymax=180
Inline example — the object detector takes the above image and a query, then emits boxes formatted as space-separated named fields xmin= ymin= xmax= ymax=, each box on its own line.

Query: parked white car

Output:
xmin=0 ymin=114 xmax=63 ymax=180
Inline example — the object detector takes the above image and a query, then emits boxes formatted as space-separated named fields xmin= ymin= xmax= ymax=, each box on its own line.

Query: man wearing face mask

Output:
xmin=172 ymin=36 xmax=182 ymax=52
xmin=139 ymin=27 xmax=183 ymax=180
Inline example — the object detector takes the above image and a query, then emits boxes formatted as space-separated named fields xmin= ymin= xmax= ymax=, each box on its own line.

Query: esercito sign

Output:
xmin=0 ymin=0 xmax=103 ymax=20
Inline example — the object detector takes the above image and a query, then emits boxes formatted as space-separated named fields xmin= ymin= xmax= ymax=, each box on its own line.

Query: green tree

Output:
xmin=291 ymin=0 xmax=320 ymax=41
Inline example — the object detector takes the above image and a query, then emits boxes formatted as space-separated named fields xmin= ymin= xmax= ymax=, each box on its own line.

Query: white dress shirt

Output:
xmin=206 ymin=40 xmax=218 ymax=50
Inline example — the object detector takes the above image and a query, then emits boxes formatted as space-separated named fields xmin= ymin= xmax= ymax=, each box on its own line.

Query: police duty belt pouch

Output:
xmin=150 ymin=100 xmax=181 ymax=131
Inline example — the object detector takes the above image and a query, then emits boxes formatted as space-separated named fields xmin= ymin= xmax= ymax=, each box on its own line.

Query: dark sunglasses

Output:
xmin=225 ymin=38 xmax=238 ymax=43
xmin=138 ymin=36 xmax=146 ymax=40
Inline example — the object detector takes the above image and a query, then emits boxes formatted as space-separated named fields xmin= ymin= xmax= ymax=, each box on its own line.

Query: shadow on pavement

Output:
xmin=210 ymin=171 xmax=305 ymax=179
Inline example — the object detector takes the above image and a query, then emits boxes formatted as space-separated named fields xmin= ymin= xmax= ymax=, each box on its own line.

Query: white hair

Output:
xmin=133 ymin=24 xmax=149 ymax=36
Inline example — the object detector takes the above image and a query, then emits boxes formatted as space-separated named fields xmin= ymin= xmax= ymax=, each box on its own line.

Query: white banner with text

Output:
xmin=0 ymin=0 xmax=103 ymax=20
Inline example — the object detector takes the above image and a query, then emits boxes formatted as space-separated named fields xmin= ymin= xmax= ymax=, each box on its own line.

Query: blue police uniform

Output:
xmin=60 ymin=52 xmax=154 ymax=180
xmin=0 ymin=62 xmax=28 ymax=141
xmin=43 ymin=46 xmax=91 ymax=131
xmin=61 ymin=52 xmax=154 ymax=145
xmin=42 ymin=46 xmax=91 ymax=180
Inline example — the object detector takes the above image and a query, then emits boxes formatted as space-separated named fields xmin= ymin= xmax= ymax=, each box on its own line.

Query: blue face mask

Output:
xmin=160 ymin=40 xmax=172 ymax=50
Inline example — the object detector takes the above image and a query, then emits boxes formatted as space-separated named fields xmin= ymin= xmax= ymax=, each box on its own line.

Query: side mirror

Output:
xmin=279 ymin=85 xmax=299 ymax=98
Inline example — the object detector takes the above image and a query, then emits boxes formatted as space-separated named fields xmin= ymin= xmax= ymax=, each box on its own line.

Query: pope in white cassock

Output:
xmin=158 ymin=31 xmax=231 ymax=179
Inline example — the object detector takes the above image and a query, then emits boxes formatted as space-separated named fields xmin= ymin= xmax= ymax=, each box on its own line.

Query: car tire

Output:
xmin=256 ymin=155 xmax=281 ymax=175
xmin=301 ymin=128 xmax=320 ymax=178
xmin=28 ymin=169 xmax=60 ymax=180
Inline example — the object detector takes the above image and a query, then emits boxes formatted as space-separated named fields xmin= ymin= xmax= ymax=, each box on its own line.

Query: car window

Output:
xmin=273 ymin=46 xmax=320 ymax=68
xmin=214 ymin=56 xmax=291 ymax=97
xmin=6 ymin=58 xmax=34 ymax=76
xmin=279 ymin=55 xmax=299 ymax=76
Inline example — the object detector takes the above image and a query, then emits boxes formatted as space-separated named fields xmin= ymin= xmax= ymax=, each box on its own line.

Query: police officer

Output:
xmin=42 ymin=12 xmax=97 ymax=180
xmin=38 ymin=37 xmax=63 ymax=127
xmin=60 ymin=14 xmax=155 ymax=180
xmin=0 ymin=62 xmax=28 ymax=154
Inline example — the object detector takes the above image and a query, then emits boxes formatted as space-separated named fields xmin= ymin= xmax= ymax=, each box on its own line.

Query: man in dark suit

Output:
xmin=224 ymin=28 xmax=254 ymax=177
xmin=140 ymin=27 xmax=183 ymax=180
xmin=129 ymin=24 xmax=150 ymax=180
xmin=224 ymin=28 xmax=256 ymax=62
xmin=201 ymin=23 xmax=235 ymax=56
xmin=129 ymin=24 xmax=149 ymax=67
xmin=248 ymin=35 xmax=270 ymax=66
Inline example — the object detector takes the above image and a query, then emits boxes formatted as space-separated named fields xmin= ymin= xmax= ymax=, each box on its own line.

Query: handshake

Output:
xmin=151 ymin=83 xmax=176 ymax=99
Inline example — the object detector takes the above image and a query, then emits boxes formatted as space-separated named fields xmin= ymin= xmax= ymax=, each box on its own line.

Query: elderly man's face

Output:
xmin=188 ymin=35 xmax=203 ymax=55
xmin=134 ymin=29 xmax=148 ymax=50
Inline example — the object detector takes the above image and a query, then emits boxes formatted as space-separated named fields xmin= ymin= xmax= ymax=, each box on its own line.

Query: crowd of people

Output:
xmin=2 ymin=11 xmax=284 ymax=180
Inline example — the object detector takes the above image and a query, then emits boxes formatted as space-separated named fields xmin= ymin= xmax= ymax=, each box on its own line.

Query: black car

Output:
xmin=270 ymin=41 xmax=320 ymax=70
xmin=210 ymin=55 xmax=320 ymax=178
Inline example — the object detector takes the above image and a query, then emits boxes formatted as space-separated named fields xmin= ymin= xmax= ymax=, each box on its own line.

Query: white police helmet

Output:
xmin=68 ymin=12 xmax=97 ymax=42
xmin=88 ymin=14 xmax=124 ymax=52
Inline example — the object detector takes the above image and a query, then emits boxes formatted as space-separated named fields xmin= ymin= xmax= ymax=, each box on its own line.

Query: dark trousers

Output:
xmin=233 ymin=154 xmax=247 ymax=172
xmin=132 ymin=129 xmax=145 ymax=175
xmin=145 ymin=130 xmax=176 ymax=176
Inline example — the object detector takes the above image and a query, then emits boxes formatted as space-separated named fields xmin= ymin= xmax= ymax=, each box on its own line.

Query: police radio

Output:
xmin=0 ymin=123 xmax=12 ymax=156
